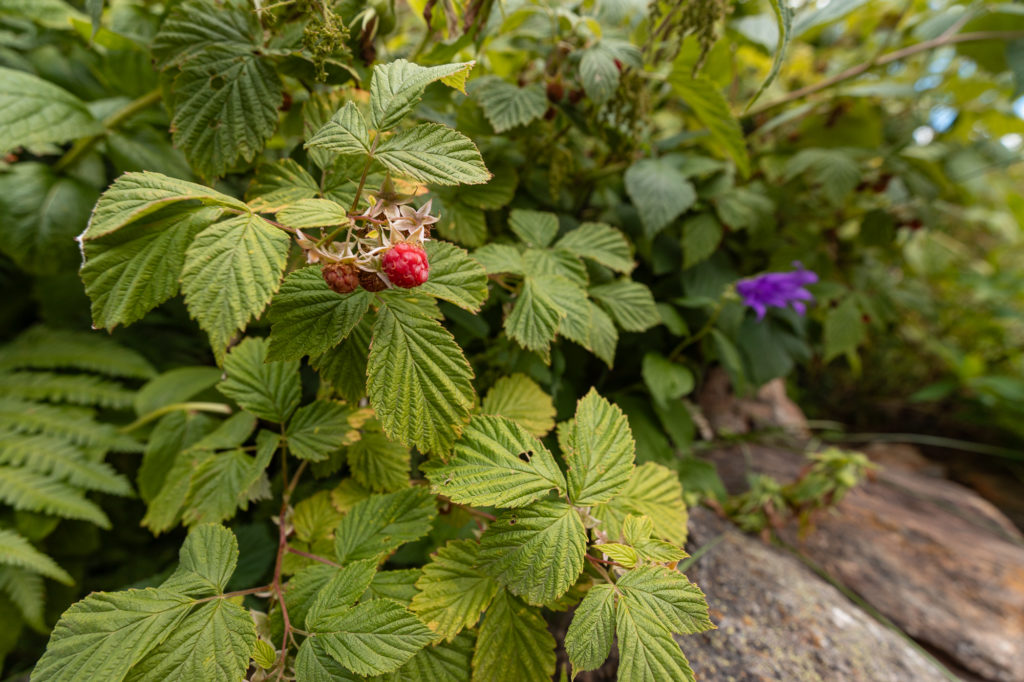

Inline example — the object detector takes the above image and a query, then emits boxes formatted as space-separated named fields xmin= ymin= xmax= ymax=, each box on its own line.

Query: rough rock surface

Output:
xmin=703 ymin=445 xmax=1024 ymax=682
xmin=680 ymin=507 xmax=949 ymax=682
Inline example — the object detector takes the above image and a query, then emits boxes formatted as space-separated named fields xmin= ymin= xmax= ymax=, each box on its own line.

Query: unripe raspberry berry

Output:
xmin=381 ymin=242 xmax=429 ymax=289
xmin=322 ymin=262 xmax=359 ymax=294
xmin=358 ymin=269 xmax=388 ymax=292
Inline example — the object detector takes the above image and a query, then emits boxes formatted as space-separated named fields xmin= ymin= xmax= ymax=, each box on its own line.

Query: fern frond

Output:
xmin=0 ymin=398 xmax=142 ymax=452
xmin=0 ymin=467 xmax=110 ymax=528
xmin=0 ymin=371 xmax=135 ymax=409
xmin=0 ymin=565 xmax=46 ymax=630
xmin=0 ymin=434 xmax=133 ymax=495
xmin=0 ymin=326 xmax=155 ymax=379
xmin=0 ymin=528 xmax=73 ymax=584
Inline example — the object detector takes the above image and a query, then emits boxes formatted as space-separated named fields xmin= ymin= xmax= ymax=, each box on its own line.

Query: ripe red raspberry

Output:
xmin=358 ymin=269 xmax=388 ymax=292
xmin=322 ymin=263 xmax=359 ymax=294
xmin=381 ymin=242 xmax=429 ymax=289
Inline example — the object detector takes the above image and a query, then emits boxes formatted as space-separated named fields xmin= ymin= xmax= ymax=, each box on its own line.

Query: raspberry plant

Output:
xmin=17 ymin=4 xmax=710 ymax=680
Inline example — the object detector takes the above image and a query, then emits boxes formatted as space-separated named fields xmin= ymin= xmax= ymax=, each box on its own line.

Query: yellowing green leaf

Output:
xmin=422 ymin=415 xmax=565 ymax=508
xmin=472 ymin=590 xmax=555 ymax=682
xmin=479 ymin=500 xmax=586 ymax=606
xmin=410 ymin=539 xmax=499 ymax=641
xmin=480 ymin=374 xmax=556 ymax=437
xmin=592 ymin=462 xmax=689 ymax=545
xmin=563 ymin=389 xmax=635 ymax=505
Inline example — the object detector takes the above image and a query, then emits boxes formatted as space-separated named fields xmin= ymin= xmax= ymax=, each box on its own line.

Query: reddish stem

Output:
xmin=286 ymin=547 xmax=341 ymax=568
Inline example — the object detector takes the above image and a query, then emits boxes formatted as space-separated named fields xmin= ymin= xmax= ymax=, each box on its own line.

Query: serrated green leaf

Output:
xmin=422 ymin=415 xmax=565 ymax=508
xmin=368 ymin=293 xmax=475 ymax=454
xmin=124 ymin=598 xmax=255 ymax=682
xmin=305 ymin=560 xmax=378 ymax=630
xmin=589 ymin=279 xmax=660 ymax=332
xmin=82 ymin=206 xmax=222 ymax=330
xmin=0 ymin=66 xmax=102 ymax=154
xmin=334 ymin=487 xmax=436 ymax=563
xmin=505 ymin=275 xmax=567 ymax=361
xmin=579 ymin=44 xmax=625 ymax=103
xmin=615 ymin=593 xmax=696 ymax=682
xmin=189 ymin=412 xmax=259 ymax=453
xmin=252 ymin=639 xmax=276 ymax=669
xmin=246 ymin=159 xmax=320 ymax=212
xmin=563 ymin=389 xmax=635 ymax=505
xmin=0 ymin=162 xmax=98 ymax=275
xmin=159 ymin=524 xmax=238 ymax=597
xmin=268 ymin=267 xmax=372 ymax=362
xmin=592 ymin=462 xmax=688 ymax=545
xmin=84 ymin=171 xmax=246 ymax=241
xmin=618 ymin=566 xmax=714 ymax=635
xmin=598 ymin=542 xmax=639 ymax=567
xmin=287 ymin=400 xmax=360 ymax=462
xmin=642 ymin=353 xmax=695 ymax=407
xmin=472 ymin=590 xmax=555 ymax=682
xmin=555 ymin=222 xmax=634 ymax=273
xmin=315 ymin=598 xmax=434 ymax=676
xmin=508 ymin=209 xmax=558 ymax=247
xmin=277 ymin=198 xmax=349 ymax=228
xmin=410 ymin=540 xmax=499 ymax=641
xmin=681 ymin=213 xmax=723 ymax=268
xmin=480 ymin=374 xmax=556 ymax=437
xmin=624 ymin=159 xmax=696 ymax=238
xmin=565 ymin=583 xmax=615 ymax=676
xmin=375 ymin=124 xmax=490 ymax=186
xmin=0 ymin=528 xmax=72 ymax=584
xmin=284 ymin=564 xmax=338 ymax=631
xmin=479 ymin=500 xmax=586 ymax=606
xmin=296 ymin=637 xmax=361 ymax=681
xmin=311 ymin=315 xmax=373 ymax=403
xmin=378 ymin=630 xmax=474 ymax=682
xmin=432 ymin=194 xmax=487 ymax=247
xmin=305 ymin=101 xmax=372 ymax=156
xmin=370 ymin=60 xmax=475 ymax=132
xmin=667 ymin=73 xmax=750 ymax=178
xmin=151 ymin=0 xmax=258 ymax=67
xmin=824 ymin=296 xmax=866 ymax=362
xmin=418 ymin=241 xmax=489 ymax=312
xmin=470 ymin=77 xmax=548 ymax=133
xmin=181 ymin=214 xmax=290 ymax=355
xmin=168 ymin=45 xmax=282 ymax=178
xmin=217 ymin=337 xmax=300 ymax=423
xmin=456 ymin=166 xmax=517 ymax=209
xmin=556 ymin=295 xmax=619 ymax=367
xmin=472 ymin=243 xmax=526 ymax=275
xmin=523 ymin=248 xmax=588 ymax=288
xmin=293 ymin=491 xmax=344 ymax=544
xmin=365 ymin=569 xmax=422 ymax=604
xmin=784 ymin=148 xmax=860 ymax=206
xmin=31 ymin=589 xmax=193 ymax=682
xmin=346 ymin=430 xmax=410 ymax=492
xmin=181 ymin=449 xmax=269 ymax=526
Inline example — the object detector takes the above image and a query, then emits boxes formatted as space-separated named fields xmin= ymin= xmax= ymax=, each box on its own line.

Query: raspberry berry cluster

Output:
xmin=296 ymin=182 xmax=438 ymax=294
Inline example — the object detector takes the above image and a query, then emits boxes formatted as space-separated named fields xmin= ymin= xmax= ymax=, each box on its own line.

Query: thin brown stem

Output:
xmin=273 ymin=495 xmax=292 ymax=680
xmin=349 ymin=136 xmax=380 ymax=213
xmin=747 ymin=30 xmax=1024 ymax=120
xmin=585 ymin=553 xmax=616 ymax=583
xmin=285 ymin=460 xmax=307 ymax=501
xmin=287 ymin=547 xmax=342 ymax=568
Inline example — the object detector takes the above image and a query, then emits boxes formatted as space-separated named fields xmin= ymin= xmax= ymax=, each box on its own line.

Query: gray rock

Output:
xmin=680 ymin=507 xmax=951 ymax=682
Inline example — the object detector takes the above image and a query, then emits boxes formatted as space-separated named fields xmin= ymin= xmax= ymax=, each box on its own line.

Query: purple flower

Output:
xmin=737 ymin=262 xmax=818 ymax=320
